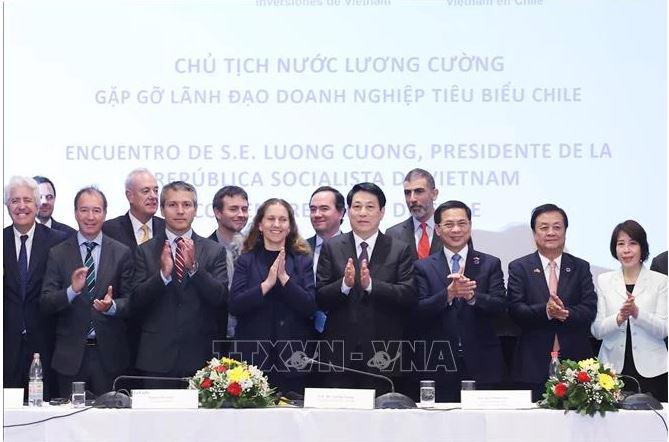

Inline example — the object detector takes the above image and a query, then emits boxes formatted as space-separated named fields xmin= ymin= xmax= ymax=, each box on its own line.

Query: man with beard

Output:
xmin=386 ymin=169 xmax=442 ymax=260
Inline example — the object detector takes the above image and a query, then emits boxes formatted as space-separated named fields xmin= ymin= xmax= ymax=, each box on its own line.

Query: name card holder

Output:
xmin=304 ymin=388 xmax=375 ymax=410
xmin=131 ymin=389 xmax=198 ymax=409
xmin=461 ymin=390 xmax=533 ymax=410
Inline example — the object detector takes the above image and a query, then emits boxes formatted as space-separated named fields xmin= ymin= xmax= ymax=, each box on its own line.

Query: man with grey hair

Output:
xmin=3 ymin=176 xmax=67 ymax=399
xmin=103 ymin=168 xmax=165 ymax=251
xmin=132 ymin=181 xmax=229 ymax=383
xmin=102 ymin=168 xmax=165 ymax=379
xmin=386 ymin=168 xmax=442 ymax=260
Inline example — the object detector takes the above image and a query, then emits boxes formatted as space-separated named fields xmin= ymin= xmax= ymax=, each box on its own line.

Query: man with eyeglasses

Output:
xmin=41 ymin=186 xmax=133 ymax=397
xmin=412 ymin=200 xmax=507 ymax=402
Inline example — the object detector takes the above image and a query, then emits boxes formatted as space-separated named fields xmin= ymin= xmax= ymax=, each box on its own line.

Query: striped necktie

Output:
xmin=174 ymin=237 xmax=185 ymax=282
xmin=84 ymin=241 xmax=97 ymax=298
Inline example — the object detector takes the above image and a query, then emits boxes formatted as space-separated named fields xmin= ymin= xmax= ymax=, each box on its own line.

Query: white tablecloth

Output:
xmin=4 ymin=405 xmax=668 ymax=442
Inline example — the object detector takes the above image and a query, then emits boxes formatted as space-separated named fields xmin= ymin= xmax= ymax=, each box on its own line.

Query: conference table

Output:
xmin=4 ymin=404 xmax=667 ymax=442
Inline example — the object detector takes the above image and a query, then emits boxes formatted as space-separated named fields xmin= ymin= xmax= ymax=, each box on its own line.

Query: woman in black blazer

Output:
xmin=229 ymin=198 xmax=317 ymax=396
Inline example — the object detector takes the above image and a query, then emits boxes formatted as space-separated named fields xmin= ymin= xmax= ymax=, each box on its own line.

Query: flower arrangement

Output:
xmin=189 ymin=357 xmax=275 ymax=408
xmin=539 ymin=358 xmax=624 ymax=416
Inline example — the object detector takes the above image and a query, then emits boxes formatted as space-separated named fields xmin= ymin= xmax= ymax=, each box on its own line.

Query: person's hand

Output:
xmin=70 ymin=267 xmax=88 ymax=293
xmin=446 ymin=269 xmax=476 ymax=302
xmin=160 ymin=240 xmax=174 ymax=278
xmin=546 ymin=294 xmax=569 ymax=321
xmin=620 ymin=293 xmax=639 ymax=319
xmin=261 ymin=253 xmax=280 ymax=295
xmin=93 ymin=286 xmax=114 ymax=312
xmin=277 ymin=249 xmax=290 ymax=286
xmin=360 ymin=259 xmax=371 ymax=290
xmin=343 ymin=258 xmax=355 ymax=288
xmin=181 ymin=238 xmax=196 ymax=272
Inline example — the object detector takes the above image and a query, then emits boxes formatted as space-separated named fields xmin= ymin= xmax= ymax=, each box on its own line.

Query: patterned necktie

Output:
xmin=451 ymin=254 xmax=461 ymax=273
xmin=174 ymin=237 xmax=185 ymax=282
xmin=83 ymin=241 xmax=97 ymax=338
xmin=549 ymin=260 xmax=560 ymax=352
xmin=139 ymin=224 xmax=150 ymax=244
xmin=84 ymin=241 xmax=97 ymax=298
xmin=359 ymin=241 xmax=369 ymax=264
xmin=417 ymin=222 xmax=430 ymax=259
xmin=18 ymin=235 xmax=28 ymax=299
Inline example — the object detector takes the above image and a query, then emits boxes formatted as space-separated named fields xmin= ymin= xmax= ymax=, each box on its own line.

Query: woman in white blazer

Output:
xmin=591 ymin=220 xmax=667 ymax=401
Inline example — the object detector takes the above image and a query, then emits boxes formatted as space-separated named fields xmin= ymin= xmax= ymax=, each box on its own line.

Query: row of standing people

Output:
xmin=4 ymin=168 xmax=667 ymax=403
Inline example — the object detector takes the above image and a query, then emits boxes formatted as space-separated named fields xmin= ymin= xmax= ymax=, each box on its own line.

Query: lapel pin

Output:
xmin=533 ymin=268 xmax=541 ymax=274
xmin=565 ymin=267 xmax=571 ymax=273
xmin=472 ymin=257 xmax=480 ymax=265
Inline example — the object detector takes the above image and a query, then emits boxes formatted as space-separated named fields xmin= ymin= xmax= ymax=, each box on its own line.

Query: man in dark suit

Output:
xmin=102 ymin=168 xmax=165 ymax=250
xmin=650 ymin=251 xmax=667 ymax=275
xmin=307 ymin=186 xmax=346 ymax=271
xmin=33 ymin=176 xmax=76 ymax=236
xmin=132 ymin=181 xmax=228 ymax=383
xmin=101 ymin=168 xmax=165 ymax=381
xmin=209 ymin=185 xmax=249 ymax=340
xmin=4 ymin=176 xmax=67 ymax=400
xmin=316 ymin=182 xmax=416 ymax=394
xmin=41 ymin=187 xmax=133 ymax=397
xmin=385 ymin=169 xmax=441 ymax=260
xmin=508 ymin=203 xmax=597 ymax=401
xmin=413 ymin=200 xmax=507 ymax=402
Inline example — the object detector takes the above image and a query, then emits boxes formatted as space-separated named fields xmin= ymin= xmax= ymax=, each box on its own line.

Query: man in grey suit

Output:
xmin=132 ymin=181 xmax=228 ymax=382
xmin=385 ymin=168 xmax=441 ymax=260
xmin=41 ymin=187 xmax=133 ymax=397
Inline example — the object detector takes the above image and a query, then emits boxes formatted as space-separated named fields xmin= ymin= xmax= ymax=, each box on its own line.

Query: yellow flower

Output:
xmin=599 ymin=373 xmax=615 ymax=390
xmin=227 ymin=366 xmax=250 ymax=383
xmin=578 ymin=358 xmax=600 ymax=371
xmin=222 ymin=357 xmax=240 ymax=367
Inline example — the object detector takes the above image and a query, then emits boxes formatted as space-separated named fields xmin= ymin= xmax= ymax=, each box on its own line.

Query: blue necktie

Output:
xmin=451 ymin=254 xmax=461 ymax=273
xmin=18 ymin=235 xmax=28 ymax=299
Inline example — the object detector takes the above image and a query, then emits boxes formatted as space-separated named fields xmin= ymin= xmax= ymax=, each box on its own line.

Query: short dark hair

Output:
xmin=74 ymin=186 xmax=107 ymax=212
xmin=609 ymin=220 xmax=650 ymax=262
xmin=212 ymin=186 xmax=248 ymax=211
xmin=404 ymin=168 xmax=435 ymax=189
xmin=160 ymin=181 xmax=197 ymax=208
xmin=311 ymin=186 xmax=346 ymax=214
xmin=346 ymin=182 xmax=386 ymax=209
xmin=33 ymin=176 xmax=56 ymax=198
xmin=434 ymin=200 xmax=471 ymax=224
xmin=530 ymin=203 xmax=568 ymax=231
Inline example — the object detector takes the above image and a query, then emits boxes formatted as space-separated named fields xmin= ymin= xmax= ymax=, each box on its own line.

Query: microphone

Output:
xmin=617 ymin=374 xmax=663 ymax=410
xmin=302 ymin=356 xmax=416 ymax=409
xmin=94 ymin=375 xmax=192 ymax=408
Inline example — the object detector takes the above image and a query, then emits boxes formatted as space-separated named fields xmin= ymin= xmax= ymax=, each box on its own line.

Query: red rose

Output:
xmin=227 ymin=382 xmax=242 ymax=397
xmin=214 ymin=365 xmax=227 ymax=373
xmin=200 ymin=378 xmax=213 ymax=389
xmin=554 ymin=382 xmax=568 ymax=398
xmin=577 ymin=371 xmax=590 ymax=383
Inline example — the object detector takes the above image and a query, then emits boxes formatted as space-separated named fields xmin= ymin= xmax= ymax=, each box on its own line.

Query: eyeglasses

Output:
xmin=438 ymin=221 xmax=470 ymax=230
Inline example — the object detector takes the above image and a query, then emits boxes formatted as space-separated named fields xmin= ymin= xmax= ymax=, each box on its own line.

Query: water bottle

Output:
xmin=548 ymin=351 xmax=560 ymax=379
xmin=28 ymin=353 xmax=43 ymax=407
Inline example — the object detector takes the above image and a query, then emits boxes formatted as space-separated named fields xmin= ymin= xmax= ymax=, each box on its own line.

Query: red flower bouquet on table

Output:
xmin=539 ymin=358 xmax=624 ymax=416
xmin=189 ymin=357 xmax=275 ymax=408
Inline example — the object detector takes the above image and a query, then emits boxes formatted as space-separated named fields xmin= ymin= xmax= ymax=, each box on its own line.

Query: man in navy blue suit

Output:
xmin=4 ymin=176 xmax=67 ymax=399
xmin=508 ymin=203 xmax=597 ymax=401
xmin=412 ymin=200 xmax=507 ymax=401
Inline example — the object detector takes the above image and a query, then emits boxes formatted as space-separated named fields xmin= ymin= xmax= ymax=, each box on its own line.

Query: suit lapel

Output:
xmin=94 ymin=235 xmax=115 ymax=299
xmin=432 ymin=251 xmax=450 ymax=287
xmin=26 ymin=225 xmax=49 ymax=292
xmin=4 ymin=227 xmax=19 ymax=280
xmin=464 ymin=248 xmax=481 ymax=282
xmin=557 ymin=253 xmax=573 ymax=301
xmin=122 ymin=213 xmax=136 ymax=245
xmin=402 ymin=218 xmax=418 ymax=258
xmin=530 ymin=251 xmax=551 ymax=301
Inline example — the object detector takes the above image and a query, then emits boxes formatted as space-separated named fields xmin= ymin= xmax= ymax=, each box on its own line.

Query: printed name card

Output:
xmin=131 ymin=389 xmax=198 ymax=409
xmin=461 ymin=390 xmax=533 ymax=409
xmin=304 ymin=388 xmax=375 ymax=409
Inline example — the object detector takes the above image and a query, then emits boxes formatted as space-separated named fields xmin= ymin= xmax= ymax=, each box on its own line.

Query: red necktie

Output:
xmin=417 ymin=223 xmax=430 ymax=259
xmin=175 ymin=237 xmax=185 ymax=282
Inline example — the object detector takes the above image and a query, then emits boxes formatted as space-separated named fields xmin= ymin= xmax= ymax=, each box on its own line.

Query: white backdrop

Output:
xmin=4 ymin=0 xmax=666 ymax=274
